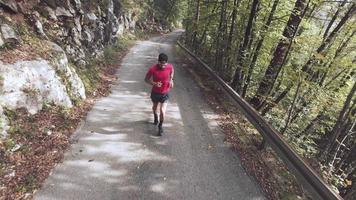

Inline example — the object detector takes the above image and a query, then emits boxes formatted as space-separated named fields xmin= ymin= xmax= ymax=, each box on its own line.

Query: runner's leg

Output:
xmin=158 ymin=102 xmax=168 ymax=134
xmin=152 ymin=102 xmax=159 ymax=125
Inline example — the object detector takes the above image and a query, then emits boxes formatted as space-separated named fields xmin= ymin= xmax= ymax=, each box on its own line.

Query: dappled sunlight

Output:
xmin=139 ymin=41 xmax=172 ymax=48
xmin=83 ymin=141 xmax=174 ymax=162
xmin=65 ymin=160 xmax=127 ymax=178
xmin=166 ymin=102 xmax=183 ymax=123
xmin=81 ymin=132 xmax=128 ymax=141
xmin=101 ymin=126 xmax=121 ymax=132
xmin=151 ymin=182 xmax=166 ymax=193
xmin=118 ymin=185 xmax=139 ymax=191
xmin=120 ymin=80 xmax=139 ymax=83
xmin=202 ymin=112 xmax=220 ymax=128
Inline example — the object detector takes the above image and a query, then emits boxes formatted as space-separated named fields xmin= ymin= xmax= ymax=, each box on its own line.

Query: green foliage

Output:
xmin=76 ymin=59 xmax=101 ymax=96
xmin=77 ymin=35 xmax=133 ymax=96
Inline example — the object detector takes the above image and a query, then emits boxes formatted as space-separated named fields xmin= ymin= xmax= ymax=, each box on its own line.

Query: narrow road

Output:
xmin=34 ymin=30 xmax=265 ymax=200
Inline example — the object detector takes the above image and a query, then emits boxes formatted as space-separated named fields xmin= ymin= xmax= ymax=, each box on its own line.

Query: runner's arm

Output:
xmin=170 ymin=67 xmax=174 ymax=81
xmin=145 ymin=70 xmax=158 ymax=86
xmin=170 ymin=66 xmax=174 ymax=88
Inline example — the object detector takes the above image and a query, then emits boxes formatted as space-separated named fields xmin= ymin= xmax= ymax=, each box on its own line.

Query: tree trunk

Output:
xmin=299 ymin=108 xmax=326 ymax=137
xmin=197 ymin=4 xmax=219 ymax=52
xmin=224 ymin=0 xmax=241 ymax=81
xmin=261 ymin=83 xmax=293 ymax=115
xmin=242 ymin=0 xmax=280 ymax=98
xmin=192 ymin=0 xmax=201 ymax=52
xmin=323 ymin=0 xmax=348 ymax=39
xmin=214 ymin=0 xmax=228 ymax=72
xmin=250 ymin=0 xmax=309 ymax=109
xmin=302 ymin=4 xmax=356 ymax=80
xmin=281 ymin=80 xmax=302 ymax=134
xmin=323 ymin=81 xmax=356 ymax=160
xmin=231 ymin=0 xmax=260 ymax=94
xmin=320 ymin=29 xmax=355 ymax=86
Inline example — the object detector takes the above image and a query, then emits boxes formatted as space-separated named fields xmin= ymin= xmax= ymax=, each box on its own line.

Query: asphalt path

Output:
xmin=34 ymin=30 xmax=266 ymax=200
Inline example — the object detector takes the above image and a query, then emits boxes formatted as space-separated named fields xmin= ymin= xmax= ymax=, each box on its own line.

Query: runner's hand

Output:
xmin=155 ymin=81 xmax=162 ymax=87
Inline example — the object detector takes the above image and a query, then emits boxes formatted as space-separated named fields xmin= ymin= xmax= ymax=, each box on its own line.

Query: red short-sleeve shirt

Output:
xmin=145 ymin=63 xmax=174 ymax=94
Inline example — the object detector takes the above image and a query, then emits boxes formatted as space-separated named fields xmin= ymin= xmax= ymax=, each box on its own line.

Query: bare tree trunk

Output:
xmin=323 ymin=81 xmax=356 ymax=160
xmin=328 ymin=118 xmax=356 ymax=173
xmin=281 ymin=80 xmax=302 ymax=134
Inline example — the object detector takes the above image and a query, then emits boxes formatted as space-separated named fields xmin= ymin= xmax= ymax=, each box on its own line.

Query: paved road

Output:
xmin=34 ymin=30 xmax=265 ymax=200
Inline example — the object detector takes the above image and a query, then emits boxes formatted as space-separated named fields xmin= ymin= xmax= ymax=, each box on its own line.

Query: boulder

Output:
xmin=47 ymin=41 xmax=86 ymax=100
xmin=0 ymin=24 xmax=19 ymax=45
xmin=34 ymin=19 xmax=46 ymax=37
xmin=55 ymin=6 xmax=73 ymax=17
xmin=0 ymin=0 xmax=18 ymax=13
xmin=0 ymin=40 xmax=86 ymax=115
xmin=16 ymin=0 xmax=40 ymax=14
xmin=41 ymin=6 xmax=57 ymax=21
xmin=0 ymin=105 xmax=9 ymax=139
xmin=84 ymin=12 xmax=97 ymax=25
xmin=70 ymin=27 xmax=81 ymax=46
xmin=72 ymin=0 xmax=83 ymax=14
xmin=74 ymin=17 xmax=82 ymax=33
xmin=31 ymin=12 xmax=46 ymax=37
xmin=0 ymin=32 xmax=4 ymax=47
xmin=82 ymin=27 xmax=93 ymax=45
xmin=112 ymin=0 xmax=122 ymax=17
xmin=107 ymin=0 xmax=114 ymax=15
xmin=0 ymin=59 xmax=72 ymax=114
xmin=42 ymin=0 xmax=56 ymax=9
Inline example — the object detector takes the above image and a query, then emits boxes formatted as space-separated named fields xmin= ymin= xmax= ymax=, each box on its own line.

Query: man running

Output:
xmin=145 ymin=53 xmax=174 ymax=136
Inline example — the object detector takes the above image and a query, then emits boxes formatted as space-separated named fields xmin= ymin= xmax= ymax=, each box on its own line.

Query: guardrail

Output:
xmin=177 ymin=41 xmax=344 ymax=200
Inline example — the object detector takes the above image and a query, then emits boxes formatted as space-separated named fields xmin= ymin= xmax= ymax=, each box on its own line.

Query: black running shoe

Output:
xmin=158 ymin=126 xmax=163 ymax=136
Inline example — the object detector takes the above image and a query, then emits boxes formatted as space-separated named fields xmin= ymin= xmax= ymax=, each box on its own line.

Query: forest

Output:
xmin=156 ymin=0 xmax=356 ymax=198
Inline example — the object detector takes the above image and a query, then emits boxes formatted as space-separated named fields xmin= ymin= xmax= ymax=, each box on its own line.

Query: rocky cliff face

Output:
xmin=0 ymin=0 xmax=161 ymax=138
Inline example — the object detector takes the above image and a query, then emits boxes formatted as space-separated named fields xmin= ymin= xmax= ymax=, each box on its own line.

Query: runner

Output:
xmin=144 ymin=53 xmax=174 ymax=136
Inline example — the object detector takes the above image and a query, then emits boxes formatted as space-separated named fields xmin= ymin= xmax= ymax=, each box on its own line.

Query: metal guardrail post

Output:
xmin=177 ymin=41 xmax=344 ymax=200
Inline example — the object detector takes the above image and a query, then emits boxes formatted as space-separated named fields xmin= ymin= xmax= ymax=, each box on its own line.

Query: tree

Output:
xmin=323 ymin=81 xmax=356 ymax=162
xmin=231 ymin=0 xmax=260 ymax=94
xmin=250 ymin=0 xmax=310 ymax=110
xmin=242 ymin=0 xmax=280 ymax=98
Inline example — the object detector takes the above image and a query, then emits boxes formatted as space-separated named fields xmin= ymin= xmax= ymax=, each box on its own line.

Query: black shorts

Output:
xmin=151 ymin=92 xmax=169 ymax=103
